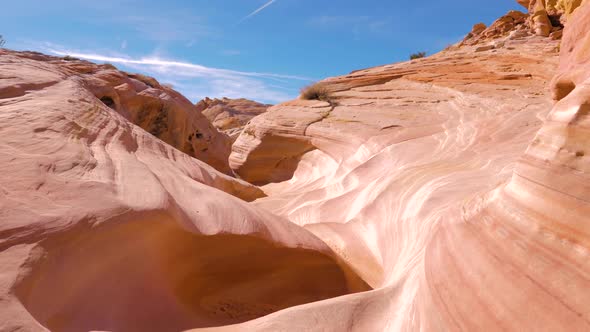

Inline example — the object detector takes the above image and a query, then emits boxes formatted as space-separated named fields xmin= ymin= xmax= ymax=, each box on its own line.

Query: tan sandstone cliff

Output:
xmin=218 ymin=1 xmax=590 ymax=331
xmin=0 ymin=51 xmax=233 ymax=174
xmin=0 ymin=49 xmax=368 ymax=332
xmin=230 ymin=25 xmax=560 ymax=185
xmin=520 ymin=0 xmax=586 ymax=36
xmin=196 ymin=97 xmax=270 ymax=141
xmin=2 ymin=0 xmax=590 ymax=331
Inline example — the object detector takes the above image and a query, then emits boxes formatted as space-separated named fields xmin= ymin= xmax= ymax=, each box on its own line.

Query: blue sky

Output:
xmin=1 ymin=0 xmax=522 ymax=104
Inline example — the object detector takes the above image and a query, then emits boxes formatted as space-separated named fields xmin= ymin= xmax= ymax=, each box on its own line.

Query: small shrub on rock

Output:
xmin=300 ymin=82 xmax=331 ymax=102
xmin=410 ymin=51 xmax=426 ymax=60
xmin=62 ymin=55 xmax=80 ymax=61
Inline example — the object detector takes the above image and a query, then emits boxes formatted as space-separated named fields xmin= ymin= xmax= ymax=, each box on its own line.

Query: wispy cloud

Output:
xmin=47 ymin=47 xmax=310 ymax=104
xmin=237 ymin=0 xmax=277 ymax=25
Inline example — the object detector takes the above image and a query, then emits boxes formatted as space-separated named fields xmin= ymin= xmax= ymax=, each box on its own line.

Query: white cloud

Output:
xmin=47 ymin=48 xmax=310 ymax=104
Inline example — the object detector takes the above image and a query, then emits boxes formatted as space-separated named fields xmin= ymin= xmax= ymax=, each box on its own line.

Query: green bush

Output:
xmin=410 ymin=51 xmax=426 ymax=60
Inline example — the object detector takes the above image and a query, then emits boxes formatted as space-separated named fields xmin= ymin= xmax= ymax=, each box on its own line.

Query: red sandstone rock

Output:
xmin=462 ymin=10 xmax=529 ymax=45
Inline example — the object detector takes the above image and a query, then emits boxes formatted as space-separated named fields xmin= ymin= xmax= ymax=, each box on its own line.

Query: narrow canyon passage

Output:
xmin=3 ymin=0 xmax=590 ymax=330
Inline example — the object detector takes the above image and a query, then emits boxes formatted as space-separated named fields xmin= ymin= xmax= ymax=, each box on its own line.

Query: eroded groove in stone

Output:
xmin=15 ymin=217 xmax=370 ymax=332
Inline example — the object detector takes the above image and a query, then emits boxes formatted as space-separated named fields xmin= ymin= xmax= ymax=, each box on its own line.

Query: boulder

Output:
xmin=532 ymin=8 xmax=553 ymax=36
xmin=462 ymin=10 xmax=529 ymax=45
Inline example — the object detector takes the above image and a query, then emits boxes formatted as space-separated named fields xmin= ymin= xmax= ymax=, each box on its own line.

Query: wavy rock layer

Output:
xmin=0 ymin=51 xmax=233 ymax=174
xmin=208 ymin=2 xmax=590 ymax=331
xmin=3 ymin=1 xmax=590 ymax=331
xmin=0 ymin=51 xmax=369 ymax=331
xmin=231 ymin=33 xmax=559 ymax=185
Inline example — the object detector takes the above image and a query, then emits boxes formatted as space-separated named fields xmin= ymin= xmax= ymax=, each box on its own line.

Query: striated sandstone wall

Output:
xmin=0 ymin=49 xmax=369 ymax=331
xmin=210 ymin=1 xmax=590 ymax=330
xmin=231 ymin=32 xmax=560 ymax=185
xmin=3 ymin=0 xmax=590 ymax=331
xmin=0 ymin=50 xmax=233 ymax=174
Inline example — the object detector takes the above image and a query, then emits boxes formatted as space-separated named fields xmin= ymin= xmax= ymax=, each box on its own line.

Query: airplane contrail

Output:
xmin=237 ymin=0 xmax=277 ymax=25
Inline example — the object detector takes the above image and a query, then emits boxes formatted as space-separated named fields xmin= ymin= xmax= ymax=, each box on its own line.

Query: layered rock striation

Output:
xmin=3 ymin=0 xmax=590 ymax=331
xmin=0 ymin=51 xmax=233 ymax=174
xmin=0 ymin=50 xmax=368 ymax=331
xmin=220 ymin=2 xmax=590 ymax=331
xmin=231 ymin=33 xmax=559 ymax=185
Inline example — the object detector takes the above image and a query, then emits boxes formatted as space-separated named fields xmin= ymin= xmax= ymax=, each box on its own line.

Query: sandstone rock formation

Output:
xmin=518 ymin=0 xmax=585 ymax=36
xmin=520 ymin=0 xmax=584 ymax=19
xmin=552 ymin=1 xmax=590 ymax=99
xmin=463 ymin=0 xmax=585 ymax=45
xmin=215 ymin=2 xmax=590 ymax=330
xmin=232 ymin=32 xmax=559 ymax=185
xmin=462 ymin=10 xmax=529 ymax=45
xmin=0 ymin=51 xmax=233 ymax=174
xmin=0 ymin=49 xmax=369 ymax=331
xmin=3 ymin=0 xmax=590 ymax=331
xmin=196 ymin=97 xmax=270 ymax=140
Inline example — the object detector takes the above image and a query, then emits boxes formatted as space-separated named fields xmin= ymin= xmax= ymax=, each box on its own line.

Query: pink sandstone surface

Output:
xmin=0 ymin=52 xmax=234 ymax=174
xmin=2 ymin=1 xmax=590 ymax=331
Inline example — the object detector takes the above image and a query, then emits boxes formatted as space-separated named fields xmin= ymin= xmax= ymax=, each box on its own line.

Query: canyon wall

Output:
xmin=196 ymin=97 xmax=270 ymax=141
xmin=0 ymin=51 xmax=233 ymax=174
xmin=2 ymin=0 xmax=590 ymax=331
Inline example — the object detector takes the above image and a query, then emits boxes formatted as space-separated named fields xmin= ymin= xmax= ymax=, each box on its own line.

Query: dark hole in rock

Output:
xmin=553 ymin=80 xmax=576 ymax=101
xmin=99 ymin=96 xmax=116 ymax=109
xmin=196 ymin=132 xmax=204 ymax=139
xmin=548 ymin=14 xmax=564 ymax=28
